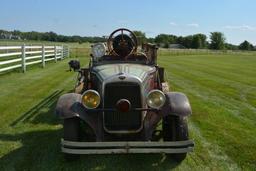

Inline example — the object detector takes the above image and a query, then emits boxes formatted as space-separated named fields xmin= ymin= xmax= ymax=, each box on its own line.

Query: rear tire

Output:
xmin=162 ymin=115 xmax=188 ymax=163
xmin=63 ymin=117 xmax=80 ymax=161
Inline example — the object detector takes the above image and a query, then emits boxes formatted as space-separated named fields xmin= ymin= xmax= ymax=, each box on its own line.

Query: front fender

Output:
xmin=56 ymin=93 xmax=82 ymax=119
xmin=161 ymin=92 xmax=192 ymax=117
xmin=55 ymin=93 xmax=103 ymax=140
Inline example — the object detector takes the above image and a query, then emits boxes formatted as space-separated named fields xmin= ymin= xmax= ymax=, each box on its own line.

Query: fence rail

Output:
xmin=0 ymin=45 xmax=69 ymax=73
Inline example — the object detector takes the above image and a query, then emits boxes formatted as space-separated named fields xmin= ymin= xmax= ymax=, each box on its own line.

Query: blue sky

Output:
xmin=1 ymin=0 xmax=256 ymax=45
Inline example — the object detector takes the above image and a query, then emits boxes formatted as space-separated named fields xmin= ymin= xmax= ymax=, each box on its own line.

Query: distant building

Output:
xmin=168 ymin=44 xmax=186 ymax=49
xmin=0 ymin=33 xmax=21 ymax=40
xmin=157 ymin=43 xmax=186 ymax=49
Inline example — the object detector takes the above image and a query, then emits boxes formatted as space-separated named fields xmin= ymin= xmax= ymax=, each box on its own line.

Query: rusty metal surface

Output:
xmin=143 ymin=111 xmax=162 ymax=140
xmin=107 ymin=28 xmax=138 ymax=57
xmin=142 ymin=43 xmax=158 ymax=64
xmin=162 ymin=82 xmax=170 ymax=93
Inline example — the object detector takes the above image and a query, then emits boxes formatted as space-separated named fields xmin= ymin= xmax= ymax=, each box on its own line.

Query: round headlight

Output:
xmin=146 ymin=90 xmax=166 ymax=109
xmin=81 ymin=90 xmax=101 ymax=109
xmin=91 ymin=43 xmax=107 ymax=59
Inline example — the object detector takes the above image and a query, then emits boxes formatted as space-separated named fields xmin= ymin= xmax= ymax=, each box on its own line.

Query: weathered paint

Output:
xmin=161 ymin=92 xmax=192 ymax=117
xmin=92 ymin=64 xmax=155 ymax=81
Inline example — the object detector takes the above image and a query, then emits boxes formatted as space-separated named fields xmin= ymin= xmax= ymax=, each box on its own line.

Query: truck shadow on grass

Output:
xmin=1 ymin=90 xmax=180 ymax=170
xmin=0 ymin=130 xmax=180 ymax=170
xmin=10 ymin=90 xmax=64 ymax=126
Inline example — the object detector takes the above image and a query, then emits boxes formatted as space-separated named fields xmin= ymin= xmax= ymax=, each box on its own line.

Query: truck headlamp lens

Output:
xmin=91 ymin=43 xmax=107 ymax=59
xmin=146 ymin=90 xmax=166 ymax=109
xmin=82 ymin=90 xmax=100 ymax=109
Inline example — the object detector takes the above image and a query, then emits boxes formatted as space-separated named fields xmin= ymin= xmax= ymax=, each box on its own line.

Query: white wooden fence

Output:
xmin=0 ymin=45 xmax=69 ymax=73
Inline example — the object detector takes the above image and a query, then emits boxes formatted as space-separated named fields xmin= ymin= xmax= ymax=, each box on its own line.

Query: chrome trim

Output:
xmin=62 ymin=147 xmax=193 ymax=154
xmin=81 ymin=90 xmax=101 ymax=109
xmin=102 ymin=75 xmax=145 ymax=134
xmin=146 ymin=89 xmax=166 ymax=109
xmin=61 ymin=139 xmax=194 ymax=154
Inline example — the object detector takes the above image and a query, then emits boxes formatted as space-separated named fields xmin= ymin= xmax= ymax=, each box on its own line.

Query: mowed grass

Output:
xmin=158 ymin=53 xmax=256 ymax=170
xmin=0 ymin=50 xmax=256 ymax=170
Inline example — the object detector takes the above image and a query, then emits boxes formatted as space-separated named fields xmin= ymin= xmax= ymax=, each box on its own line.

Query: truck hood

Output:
xmin=92 ymin=64 xmax=155 ymax=81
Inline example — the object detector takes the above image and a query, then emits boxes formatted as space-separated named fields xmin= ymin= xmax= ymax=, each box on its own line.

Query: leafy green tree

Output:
xmin=155 ymin=34 xmax=169 ymax=46
xmin=146 ymin=37 xmax=155 ymax=43
xmin=190 ymin=34 xmax=206 ymax=49
xmin=209 ymin=32 xmax=226 ymax=50
xmin=133 ymin=31 xmax=146 ymax=45
xmin=154 ymin=34 xmax=177 ymax=47
xmin=176 ymin=36 xmax=184 ymax=45
xmin=1 ymin=29 xmax=243 ymax=50
xmin=191 ymin=35 xmax=201 ymax=49
xmin=225 ymin=43 xmax=238 ymax=50
xmin=238 ymin=40 xmax=254 ymax=50
xmin=182 ymin=35 xmax=193 ymax=48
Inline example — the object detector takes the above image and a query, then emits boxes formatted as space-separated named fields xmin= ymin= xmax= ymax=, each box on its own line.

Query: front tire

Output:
xmin=63 ymin=117 xmax=80 ymax=161
xmin=162 ymin=115 xmax=188 ymax=163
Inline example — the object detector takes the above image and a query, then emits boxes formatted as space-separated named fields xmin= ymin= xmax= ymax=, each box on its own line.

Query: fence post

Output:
xmin=62 ymin=45 xmax=64 ymax=59
xmin=68 ymin=46 xmax=70 ymax=58
xmin=42 ymin=45 xmax=45 ymax=68
xmin=21 ymin=44 xmax=26 ymax=72
xmin=54 ymin=45 xmax=57 ymax=62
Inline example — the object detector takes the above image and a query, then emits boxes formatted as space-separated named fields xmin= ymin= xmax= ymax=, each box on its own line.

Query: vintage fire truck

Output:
xmin=56 ymin=28 xmax=194 ymax=162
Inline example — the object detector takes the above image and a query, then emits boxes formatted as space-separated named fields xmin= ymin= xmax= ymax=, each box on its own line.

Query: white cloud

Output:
xmin=224 ymin=25 xmax=256 ymax=31
xmin=187 ymin=23 xmax=199 ymax=28
xmin=169 ymin=22 xmax=177 ymax=26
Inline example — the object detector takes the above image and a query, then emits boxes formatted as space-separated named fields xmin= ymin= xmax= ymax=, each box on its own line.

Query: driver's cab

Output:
xmin=90 ymin=28 xmax=158 ymax=66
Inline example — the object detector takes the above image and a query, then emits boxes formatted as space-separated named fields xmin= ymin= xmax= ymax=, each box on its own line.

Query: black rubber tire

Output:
xmin=162 ymin=115 xmax=188 ymax=163
xmin=63 ymin=117 xmax=80 ymax=161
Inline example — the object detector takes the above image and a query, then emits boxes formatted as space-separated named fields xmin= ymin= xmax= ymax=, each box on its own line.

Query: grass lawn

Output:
xmin=0 ymin=50 xmax=255 ymax=170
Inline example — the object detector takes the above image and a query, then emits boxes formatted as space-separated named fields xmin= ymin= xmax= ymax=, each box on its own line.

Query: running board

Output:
xmin=61 ymin=139 xmax=194 ymax=154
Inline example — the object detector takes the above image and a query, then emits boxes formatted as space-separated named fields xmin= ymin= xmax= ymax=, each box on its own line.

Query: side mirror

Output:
xmin=68 ymin=60 xmax=80 ymax=72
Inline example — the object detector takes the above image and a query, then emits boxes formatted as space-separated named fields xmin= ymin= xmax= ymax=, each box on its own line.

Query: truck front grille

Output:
xmin=104 ymin=82 xmax=142 ymax=132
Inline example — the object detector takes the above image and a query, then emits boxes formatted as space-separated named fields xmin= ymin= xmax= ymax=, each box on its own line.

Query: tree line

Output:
xmin=134 ymin=31 xmax=255 ymax=51
xmin=0 ymin=29 xmax=255 ymax=51
xmin=0 ymin=29 xmax=105 ymax=43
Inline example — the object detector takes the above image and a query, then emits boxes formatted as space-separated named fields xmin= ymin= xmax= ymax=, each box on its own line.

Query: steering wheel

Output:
xmin=107 ymin=28 xmax=138 ymax=58
xmin=125 ymin=52 xmax=148 ymax=62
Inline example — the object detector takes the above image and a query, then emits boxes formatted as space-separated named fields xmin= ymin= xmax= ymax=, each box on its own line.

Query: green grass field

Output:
xmin=0 ymin=49 xmax=255 ymax=170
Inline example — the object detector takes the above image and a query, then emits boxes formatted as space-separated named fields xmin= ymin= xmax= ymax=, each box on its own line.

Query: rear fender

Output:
xmin=161 ymin=92 xmax=192 ymax=117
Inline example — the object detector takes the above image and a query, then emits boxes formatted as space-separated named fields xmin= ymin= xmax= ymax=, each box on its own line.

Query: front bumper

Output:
xmin=61 ymin=139 xmax=194 ymax=154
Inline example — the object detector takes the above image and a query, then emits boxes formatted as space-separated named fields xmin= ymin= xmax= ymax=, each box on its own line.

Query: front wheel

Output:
xmin=162 ymin=115 xmax=188 ymax=163
xmin=63 ymin=117 xmax=80 ymax=161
